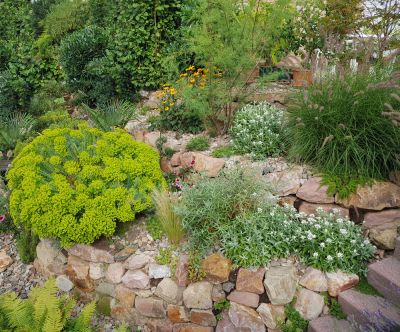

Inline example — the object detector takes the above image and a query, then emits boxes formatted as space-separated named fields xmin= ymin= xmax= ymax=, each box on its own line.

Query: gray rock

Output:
xmin=264 ymin=265 xmax=298 ymax=305
xmin=228 ymin=302 xmax=266 ymax=332
xmin=122 ymin=270 xmax=150 ymax=289
xmin=55 ymin=275 xmax=74 ymax=292
xmin=294 ymin=288 xmax=324 ymax=320
xmin=148 ymin=263 xmax=171 ymax=279
xmin=154 ymin=278 xmax=183 ymax=304
xmin=183 ymin=281 xmax=213 ymax=309
xmin=256 ymin=303 xmax=285 ymax=329
xmin=96 ymin=282 xmax=116 ymax=297
xmin=124 ymin=253 xmax=150 ymax=270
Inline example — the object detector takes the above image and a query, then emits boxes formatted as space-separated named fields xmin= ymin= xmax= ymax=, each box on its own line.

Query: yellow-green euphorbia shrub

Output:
xmin=7 ymin=125 xmax=166 ymax=246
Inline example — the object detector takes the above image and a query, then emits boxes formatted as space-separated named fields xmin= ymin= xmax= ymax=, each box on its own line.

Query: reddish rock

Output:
xmin=67 ymin=244 xmax=114 ymax=263
xmin=215 ymin=311 xmax=238 ymax=332
xmin=294 ymin=288 xmax=324 ymax=320
xmin=0 ymin=251 xmax=13 ymax=273
xmin=326 ymin=271 xmax=359 ymax=297
xmin=110 ymin=301 xmax=148 ymax=326
xmin=176 ymin=254 xmax=189 ymax=287
xmin=172 ymin=324 xmax=213 ymax=332
xmin=227 ymin=291 xmax=260 ymax=308
xmin=147 ymin=319 xmax=174 ymax=332
xmin=167 ymin=305 xmax=190 ymax=323
xmin=299 ymin=267 xmax=328 ymax=292
xmin=264 ymin=166 xmax=304 ymax=196
xmin=180 ymin=152 xmax=225 ymax=177
xmin=115 ymin=284 xmax=136 ymax=307
xmin=106 ymin=262 xmax=125 ymax=284
xmin=297 ymin=177 xmax=334 ymax=204
xmin=298 ymin=202 xmax=349 ymax=218
xmin=135 ymin=297 xmax=166 ymax=318
xmin=212 ymin=284 xmax=226 ymax=302
xmin=395 ymin=237 xmax=400 ymax=260
xmin=228 ymin=302 xmax=266 ymax=332
xmin=35 ymin=239 xmax=67 ymax=277
xmin=65 ymin=255 xmax=94 ymax=292
xmin=363 ymin=209 xmax=400 ymax=249
xmin=256 ymin=303 xmax=285 ymax=329
xmin=201 ymin=253 xmax=232 ymax=284
xmin=190 ymin=309 xmax=217 ymax=327
xmin=122 ymin=270 xmax=150 ymax=289
xmin=124 ymin=253 xmax=150 ymax=270
xmin=160 ymin=157 xmax=173 ymax=173
xmin=336 ymin=181 xmax=400 ymax=210
xmin=308 ymin=316 xmax=355 ymax=332
xmin=236 ymin=268 xmax=265 ymax=294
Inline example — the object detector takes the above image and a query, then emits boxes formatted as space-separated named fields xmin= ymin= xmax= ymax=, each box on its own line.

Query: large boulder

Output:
xmin=228 ymin=302 xmax=266 ymax=332
xmin=0 ymin=251 xmax=13 ymax=273
xmin=264 ymin=166 xmax=305 ymax=196
xmin=67 ymin=244 xmax=114 ymax=263
xmin=124 ymin=253 xmax=150 ymax=270
xmin=297 ymin=177 xmax=334 ymax=204
xmin=154 ymin=278 xmax=183 ymax=304
xmin=299 ymin=267 xmax=328 ymax=292
xmin=336 ymin=181 xmax=400 ymax=210
xmin=106 ymin=262 xmax=125 ymax=284
xmin=256 ymin=303 xmax=285 ymax=329
xmin=298 ymin=202 xmax=349 ymax=218
xmin=363 ymin=209 xmax=400 ymax=250
xmin=326 ymin=271 xmax=359 ymax=297
xmin=294 ymin=288 xmax=324 ymax=320
xmin=65 ymin=255 xmax=93 ymax=292
xmin=135 ymin=297 xmax=166 ymax=318
xmin=264 ymin=265 xmax=298 ymax=305
xmin=34 ymin=239 xmax=67 ymax=277
xmin=172 ymin=152 xmax=225 ymax=178
xmin=236 ymin=268 xmax=265 ymax=294
xmin=122 ymin=270 xmax=150 ymax=289
xmin=227 ymin=291 xmax=260 ymax=308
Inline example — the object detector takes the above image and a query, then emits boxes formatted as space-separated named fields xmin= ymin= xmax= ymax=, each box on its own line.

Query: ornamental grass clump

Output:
xmin=287 ymin=70 xmax=400 ymax=181
xmin=7 ymin=125 xmax=166 ymax=246
xmin=231 ymin=102 xmax=286 ymax=160
xmin=220 ymin=205 xmax=375 ymax=275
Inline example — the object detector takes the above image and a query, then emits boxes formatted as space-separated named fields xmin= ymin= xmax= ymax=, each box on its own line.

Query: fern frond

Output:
xmin=71 ymin=301 xmax=96 ymax=332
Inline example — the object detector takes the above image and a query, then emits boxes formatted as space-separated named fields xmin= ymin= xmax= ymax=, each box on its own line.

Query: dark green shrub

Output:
xmin=28 ymin=80 xmax=66 ymax=116
xmin=7 ymin=125 xmax=166 ymax=246
xmin=186 ymin=136 xmax=210 ymax=151
xmin=278 ymin=304 xmax=308 ymax=332
xmin=150 ymin=107 xmax=204 ymax=134
xmin=212 ymin=145 xmax=237 ymax=158
xmin=16 ymin=227 xmax=39 ymax=263
xmin=31 ymin=0 xmax=62 ymax=36
xmin=287 ymin=71 xmax=400 ymax=181
xmin=0 ymin=113 xmax=36 ymax=151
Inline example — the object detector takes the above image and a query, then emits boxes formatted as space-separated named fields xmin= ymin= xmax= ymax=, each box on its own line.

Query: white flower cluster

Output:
xmin=231 ymin=102 xmax=285 ymax=160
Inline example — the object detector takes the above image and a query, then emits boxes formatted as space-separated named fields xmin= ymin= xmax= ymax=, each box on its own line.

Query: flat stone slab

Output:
xmin=338 ymin=289 xmax=400 ymax=331
xmin=367 ymin=257 xmax=400 ymax=307
xmin=308 ymin=315 xmax=355 ymax=332
xmin=297 ymin=177 xmax=334 ymax=204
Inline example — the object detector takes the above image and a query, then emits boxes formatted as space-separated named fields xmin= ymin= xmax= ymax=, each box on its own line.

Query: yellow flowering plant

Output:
xmin=6 ymin=125 xmax=166 ymax=246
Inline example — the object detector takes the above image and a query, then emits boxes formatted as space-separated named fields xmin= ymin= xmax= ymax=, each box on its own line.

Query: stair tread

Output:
xmin=339 ymin=289 xmax=400 ymax=331
xmin=308 ymin=315 xmax=355 ymax=332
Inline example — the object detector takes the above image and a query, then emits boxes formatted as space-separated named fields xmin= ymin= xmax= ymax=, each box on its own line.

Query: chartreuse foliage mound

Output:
xmin=7 ymin=125 xmax=166 ymax=246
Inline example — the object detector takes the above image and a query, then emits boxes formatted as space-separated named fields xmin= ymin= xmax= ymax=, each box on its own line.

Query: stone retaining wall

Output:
xmin=34 ymin=241 xmax=360 ymax=332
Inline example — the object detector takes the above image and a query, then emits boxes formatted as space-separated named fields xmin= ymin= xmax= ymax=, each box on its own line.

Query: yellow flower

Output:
xmin=180 ymin=73 xmax=188 ymax=77
xmin=190 ymin=78 xmax=196 ymax=84
xmin=165 ymin=106 xmax=169 ymax=111
xmin=170 ymin=102 xmax=175 ymax=107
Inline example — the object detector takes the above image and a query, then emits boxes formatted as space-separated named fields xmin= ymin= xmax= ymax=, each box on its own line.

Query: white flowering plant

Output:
xmin=231 ymin=102 xmax=286 ymax=160
xmin=220 ymin=205 xmax=375 ymax=275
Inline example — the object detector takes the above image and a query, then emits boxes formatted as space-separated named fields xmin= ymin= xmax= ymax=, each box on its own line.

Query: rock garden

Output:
xmin=1 ymin=1 xmax=400 ymax=332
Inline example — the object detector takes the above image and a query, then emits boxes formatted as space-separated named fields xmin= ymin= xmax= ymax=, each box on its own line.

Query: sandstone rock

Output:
xmin=215 ymin=311 xmax=238 ymax=332
xmin=256 ymin=303 xmax=285 ymax=329
xmin=124 ymin=253 xmax=150 ymax=270
xmin=389 ymin=171 xmax=400 ymax=186
xmin=227 ymin=291 xmax=260 ymax=308
xmin=176 ymin=254 xmax=189 ymax=287
xmin=183 ymin=281 xmax=213 ymax=309
xmin=115 ymin=284 xmax=136 ymax=307
xmin=67 ymin=244 xmax=114 ymax=263
xmin=336 ymin=181 xmax=400 ymax=210
xmin=299 ymin=267 xmax=328 ymax=292
xmin=264 ymin=265 xmax=298 ymax=305
xmin=144 ymin=131 xmax=162 ymax=149
xmin=0 ymin=251 xmax=13 ymax=272
xmin=168 ymin=305 xmax=190 ymax=323
xmin=96 ymin=282 xmax=116 ymax=297
xmin=160 ymin=157 xmax=173 ymax=173
xmin=308 ymin=315 xmax=355 ymax=332
xmin=106 ymin=262 xmax=125 ymax=284
xmin=177 ymin=152 xmax=225 ymax=177
xmin=65 ymin=255 xmax=93 ymax=292
xmin=149 ymin=263 xmax=171 ymax=279
xmin=111 ymin=300 xmax=148 ymax=326
xmin=89 ymin=262 xmax=106 ymax=280
xmin=212 ymin=284 xmax=226 ymax=302
xmin=201 ymin=253 xmax=231 ymax=284
xmin=326 ymin=271 xmax=359 ymax=297
xmin=55 ymin=275 xmax=73 ymax=292
xmin=122 ymin=270 xmax=150 ymax=289
xmin=236 ymin=268 xmax=265 ymax=294
xmin=35 ymin=239 xmax=67 ymax=276
xmin=190 ymin=310 xmax=217 ymax=327
xmin=172 ymin=324 xmax=213 ymax=332
xmin=228 ymin=302 xmax=266 ymax=332
xmin=135 ymin=297 xmax=166 ymax=318
xmin=154 ymin=278 xmax=183 ymax=304
xmin=363 ymin=209 xmax=400 ymax=250
xmin=114 ymin=247 xmax=136 ymax=262
xmin=134 ymin=289 xmax=154 ymax=298
xmin=297 ymin=177 xmax=334 ymax=204
xmin=294 ymin=288 xmax=324 ymax=320
xmin=264 ymin=166 xmax=304 ymax=196
xmin=298 ymin=202 xmax=349 ymax=218
xmin=147 ymin=319 xmax=174 ymax=332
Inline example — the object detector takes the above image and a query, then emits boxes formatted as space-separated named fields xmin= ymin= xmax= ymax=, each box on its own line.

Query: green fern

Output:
xmin=83 ymin=100 xmax=136 ymax=131
xmin=0 ymin=278 xmax=95 ymax=332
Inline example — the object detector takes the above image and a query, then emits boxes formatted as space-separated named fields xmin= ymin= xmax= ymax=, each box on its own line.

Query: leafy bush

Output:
xmin=0 ymin=113 xmax=36 ymax=151
xmin=287 ymin=71 xmax=400 ymax=181
xmin=36 ymin=110 xmax=82 ymax=131
xmin=28 ymin=80 xmax=66 ymax=116
xmin=150 ymin=107 xmax=204 ymax=134
xmin=221 ymin=205 xmax=375 ymax=274
xmin=16 ymin=228 xmax=39 ymax=263
xmin=84 ymin=100 xmax=136 ymax=131
xmin=0 ymin=179 xmax=14 ymax=233
xmin=153 ymin=190 xmax=185 ymax=245
xmin=212 ymin=145 xmax=237 ymax=158
xmin=146 ymin=216 xmax=164 ymax=241
xmin=59 ymin=26 xmax=111 ymax=104
xmin=186 ymin=136 xmax=210 ymax=151
xmin=177 ymin=169 xmax=271 ymax=254
xmin=7 ymin=125 xmax=166 ymax=246
xmin=278 ymin=304 xmax=309 ymax=332
xmin=231 ymin=102 xmax=286 ymax=160
xmin=0 ymin=278 xmax=96 ymax=331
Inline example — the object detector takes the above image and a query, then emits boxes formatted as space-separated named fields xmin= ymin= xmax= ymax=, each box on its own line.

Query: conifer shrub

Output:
xmin=7 ymin=125 xmax=166 ymax=246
